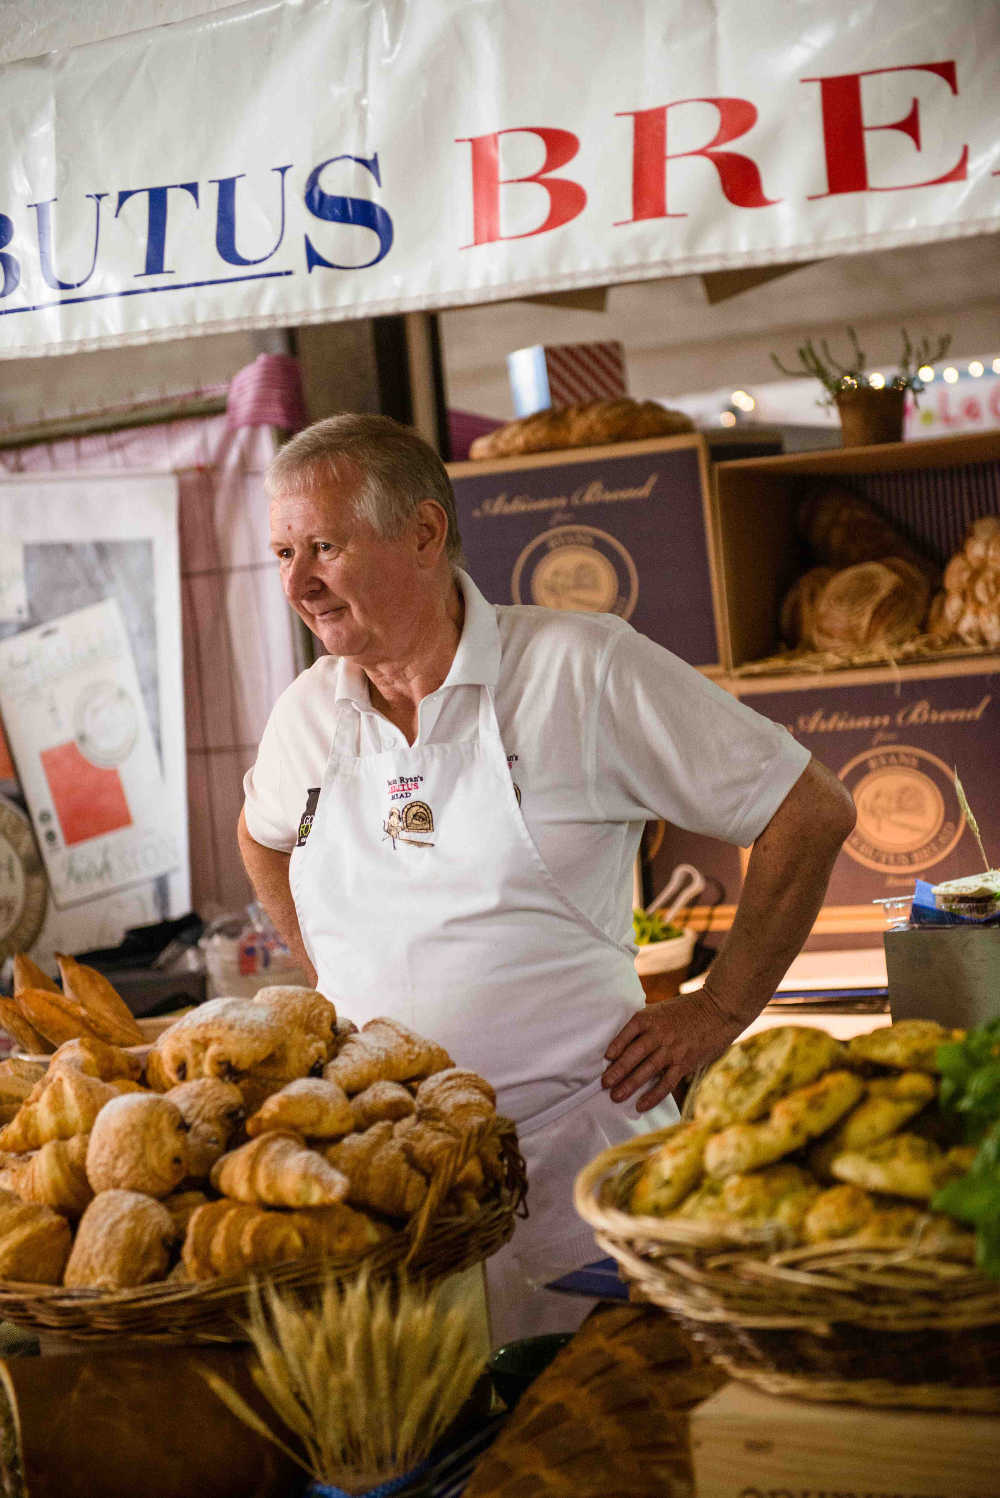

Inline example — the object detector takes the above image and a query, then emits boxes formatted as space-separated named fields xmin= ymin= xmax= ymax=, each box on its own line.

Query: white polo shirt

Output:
xmin=243 ymin=571 xmax=809 ymax=943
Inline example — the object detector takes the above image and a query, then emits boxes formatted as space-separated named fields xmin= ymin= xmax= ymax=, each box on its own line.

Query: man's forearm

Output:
xmin=703 ymin=757 xmax=856 ymax=1027
xmin=236 ymin=809 xmax=317 ymax=985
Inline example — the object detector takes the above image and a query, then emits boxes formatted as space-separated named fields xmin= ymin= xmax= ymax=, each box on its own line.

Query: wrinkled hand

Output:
xmin=601 ymin=988 xmax=746 ymax=1113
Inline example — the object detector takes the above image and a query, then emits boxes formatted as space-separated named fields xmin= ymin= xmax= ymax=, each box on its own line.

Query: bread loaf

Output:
xmin=927 ymin=514 xmax=1000 ymax=649
xmin=797 ymin=483 xmax=936 ymax=580
xmin=809 ymin=558 xmax=929 ymax=654
xmin=468 ymin=398 xmax=692 ymax=460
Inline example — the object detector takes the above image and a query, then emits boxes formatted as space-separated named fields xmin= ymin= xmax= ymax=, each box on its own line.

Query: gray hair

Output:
xmin=265 ymin=413 xmax=463 ymax=565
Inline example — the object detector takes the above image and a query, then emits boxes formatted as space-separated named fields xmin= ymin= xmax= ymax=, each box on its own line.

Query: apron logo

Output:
xmin=296 ymin=787 xmax=321 ymax=847
xmin=383 ymin=799 xmax=435 ymax=850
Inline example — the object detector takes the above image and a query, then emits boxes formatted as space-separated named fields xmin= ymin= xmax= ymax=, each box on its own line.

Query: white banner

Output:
xmin=0 ymin=0 xmax=997 ymax=358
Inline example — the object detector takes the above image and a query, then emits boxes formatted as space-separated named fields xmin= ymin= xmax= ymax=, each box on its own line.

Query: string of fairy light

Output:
xmin=717 ymin=356 xmax=1000 ymax=426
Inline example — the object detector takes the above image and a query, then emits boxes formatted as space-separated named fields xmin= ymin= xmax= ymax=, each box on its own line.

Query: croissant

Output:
xmin=49 ymin=1035 xmax=143 ymax=1083
xmin=161 ymin=1188 xmax=211 ymax=1239
xmin=210 ymin=1131 xmax=349 ymax=1208
xmin=349 ymin=1080 xmax=416 ymax=1130
xmin=324 ymin=1018 xmax=452 ymax=1094
xmin=251 ymin=986 xmax=339 ymax=1060
xmin=56 ymin=954 xmax=145 ymax=1047
xmin=0 ymin=1191 xmax=72 ymax=1283
xmin=0 ymin=1058 xmax=48 ymax=1105
xmin=0 ymin=997 xmax=50 ymax=1056
xmin=63 ymin=1189 xmax=176 ymax=1289
xmin=0 ymin=1068 xmax=118 ymax=1152
xmin=166 ymin=1078 xmax=245 ymax=1177
xmin=86 ymin=1093 xmax=189 ymax=1198
xmin=182 ymin=1197 xmax=385 ymax=1280
xmin=326 ymin=1120 xmax=428 ymax=1217
xmin=13 ymin=987 xmax=103 ymax=1049
xmin=0 ymin=1134 xmax=93 ymax=1217
xmin=415 ymin=1068 xmax=496 ymax=1130
xmin=245 ymin=1077 xmax=354 ymax=1141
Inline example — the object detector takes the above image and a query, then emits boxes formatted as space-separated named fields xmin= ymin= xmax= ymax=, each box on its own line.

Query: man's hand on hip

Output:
xmin=601 ymin=988 xmax=745 ymax=1112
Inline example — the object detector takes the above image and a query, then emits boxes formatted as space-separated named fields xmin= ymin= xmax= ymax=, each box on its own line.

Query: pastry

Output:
xmin=161 ymin=1188 xmax=211 ymax=1238
xmin=803 ymin=1184 xmax=879 ymax=1244
xmin=86 ymin=1093 xmax=189 ymax=1197
xmin=704 ymin=1071 xmax=864 ymax=1179
xmin=0 ymin=1058 xmax=48 ymax=1104
xmin=210 ymin=1131 xmax=350 ymax=1208
xmin=847 ymin=1020 xmax=964 ymax=1074
xmin=12 ymin=954 xmax=61 ymax=997
xmin=147 ymin=998 xmax=288 ymax=1086
xmin=326 ymin=1120 xmax=429 ymax=1217
xmin=467 ymin=398 xmax=693 ymax=460
xmin=394 ymin=1115 xmax=463 ymax=1177
xmin=0 ymin=1190 xmax=72 ymax=1283
xmin=809 ymin=1071 xmax=936 ymax=1178
xmin=692 ymin=1026 xmax=845 ymax=1129
xmin=0 ymin=998 xmax=50 ymax=1055
xmin=829 ymin=1133 xmax=953 ymax=1201
xmin=55 ymin=954 xmax=145 ymax=1047
xmin=629 ymin=1122 xmax=712 ymax=1216
xmin=245 ymin=1077 xmax=354 ymax=1140
xmin=415 ymin=1068 xmax=496 ymax=1130
xmin=251 ymin=986 xmax=339 ymax=1059
xmin=0 ymin=1068 xmax=118 ymax=1152
xmin=49 ymin=1035 xmax=143 ymax=1083
xmin=325 ymin=1018 xmax=453 ymax=1094
xmin=63 ymin=1189 xmax=176 ymax=1289
xmin=166 ymin=1078 xmax=245 ymax=1177
xmin=931 ymin=870 xmax=1000 ymax=919
xmin=677 ymin=1162 xmax=820 ymax=1236
xmin=13 ymin=987 xmax=103 ymax=1049
xmin=0 ymin=1134 xmax=93 ymax=1217
xmin=182 ymin=1197 xmax=385 ymax=1280
xmin=349 ymin=1080 xmax=416 ymax=1129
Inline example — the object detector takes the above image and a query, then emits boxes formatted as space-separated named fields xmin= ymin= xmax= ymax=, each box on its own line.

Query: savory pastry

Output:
xmin=0 ymin=998 xmax=50 ymax=1055
xmin=629 ymin=1122 xmax=713 ymax=1216
xmin=803 ymin=1183 xmax=879 ymax=1243
xmin=0 ymin=1057 xmax=48 ymax=1104
xmin=64 ymin=1189 xmax=175 ymax=1289
xmin=704 ymin=1070 xmax=864 ymax=1179
xmin=0 ymin=1190 xmax=72 ymax=1283
xmin=847 ymin=1020 xmax=964 ymax=1074
xmin=251 ymin=986 xmax=339 ymax=1059
xmin=678 ymin=1162 xmax=820 ymax=1236
xmin=0 ymin=1134 xmax=93 ymax=1217
xmin=693 ymin=1025 xmax=845 ymax=1129
xmin=12 ymin=987 xmax=103 ymax=1049
xmin=325 ymin=1018 xmax=452 ymax=1094
xmin=326 ymin=1120 xmax=429 ymax=1217
xmin=210 ymin=1131 xmax=350 ymax=1208
xmin=55 ymin=954 xmax=145 ymax=1047
xmin=147 ymin=998 xmax=288 ymax=1086
xmin=245 ymin=1077 xmax=354 ymax=1140
xmin=415 ymin=1068 xmax=496 ymax=1130
xmin=931 ymin=870 xmax=1000 ymax=919
xmin=809 ymin=1071 xmax=936 ymax=1178
xmin=349 ymin=1080 xmax=416 ymax=1129
xmin=166 ymin=1078 xmax=245 ymax=1177
xmin=86 ymin=1093 xmax=189 ymax=1198
xmin=829 ymin=1133 xmax=955 ymax=1201
xmin=0 ymin=1068 xmax=118 ymax=1152
xmin=48 ymin=1035 xmax=143 ymax=1083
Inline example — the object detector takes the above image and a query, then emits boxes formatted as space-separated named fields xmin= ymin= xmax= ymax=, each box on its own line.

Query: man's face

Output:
xmin=269 ymin=472 xmax=424 ymax=665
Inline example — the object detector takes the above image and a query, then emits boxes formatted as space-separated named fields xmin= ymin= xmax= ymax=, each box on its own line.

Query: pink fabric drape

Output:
xmin=0 ymin=414 xmax=299 ymax=917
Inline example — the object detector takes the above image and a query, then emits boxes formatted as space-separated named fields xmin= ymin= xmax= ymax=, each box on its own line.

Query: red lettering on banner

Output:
xmin=991 ymin=387 xmax=1000 ymax=421
xmin=803 ymin=61 xmax=968 ymax=197
xmin=618 ymin=99 xmax=780 ymax=221
xmin=457 ymin=128 xmax=586 ymax=245
xmin=937 ymin=390 xmax=961 ymax=427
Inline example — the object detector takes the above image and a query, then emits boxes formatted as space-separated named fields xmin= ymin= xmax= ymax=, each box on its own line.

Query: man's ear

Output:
xmin=412 ymin=499 xmax=450 ymax=567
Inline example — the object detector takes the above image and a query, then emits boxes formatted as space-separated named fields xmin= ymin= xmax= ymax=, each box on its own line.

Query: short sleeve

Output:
xmin=594 ymin=629 xmax=810 ymax=846
xmin=241 ymin=660 xmax=337 ymax=853
xmin=242 ymin=708 xmax=298 ymax=853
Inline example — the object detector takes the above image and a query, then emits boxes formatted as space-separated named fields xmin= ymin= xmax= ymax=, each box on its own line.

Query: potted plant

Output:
xmin=771 ymin=328 xmax=952 ymax=447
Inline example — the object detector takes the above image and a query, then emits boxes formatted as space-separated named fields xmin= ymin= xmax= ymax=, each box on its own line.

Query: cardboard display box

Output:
xmin=690 ymin=1381 xmax=1000 ymax=1498
xmin=712 ymin=430 xmax=1000 ymax=671
xmin=449 ymin=433 xmax=780 ymax=670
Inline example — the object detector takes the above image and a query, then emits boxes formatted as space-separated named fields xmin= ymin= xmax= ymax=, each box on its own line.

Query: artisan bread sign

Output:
xmin=450 ymin=442 xmax=719 ymax=666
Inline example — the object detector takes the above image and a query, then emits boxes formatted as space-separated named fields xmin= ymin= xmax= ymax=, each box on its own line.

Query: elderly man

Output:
xmin=238 ymin=412 xmax=856 ymax=1339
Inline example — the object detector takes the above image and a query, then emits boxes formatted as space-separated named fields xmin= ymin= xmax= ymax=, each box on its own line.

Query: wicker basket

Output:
xmin=0 ymin=1118 xmax=526 ymax=1344
xmin=574 ymin=1126 xmax=1000 ymax=1412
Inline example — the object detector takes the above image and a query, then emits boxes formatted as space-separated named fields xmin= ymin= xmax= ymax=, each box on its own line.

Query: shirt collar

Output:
xmin=331 ymin=568 xmax=500 ymax=706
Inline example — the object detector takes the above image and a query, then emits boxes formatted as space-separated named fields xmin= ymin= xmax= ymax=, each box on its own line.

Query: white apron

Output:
xmin=290 ymin=683 xmax=677 ymax=1337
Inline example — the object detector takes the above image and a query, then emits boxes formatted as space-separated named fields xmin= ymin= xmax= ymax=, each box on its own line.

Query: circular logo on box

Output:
xmin=74 ymin=681 xmax=138 ymax=768
xmin=511 ymin=526 xmax=639 ymax=618
xmin=838 ymin=746 xmax=965 ymax=874
xmin=0 ymin=794 xmax=47 ymax=959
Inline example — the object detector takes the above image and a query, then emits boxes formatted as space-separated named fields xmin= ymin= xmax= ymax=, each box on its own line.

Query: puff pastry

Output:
xmin=49 ymin=1035 xmax=143 ymax=1083
xmin=210 ymin=1131 xmax=350 ymax=1208
xmin=166 ymin=1078 xmax=245 ymax=1177
xmin=0 ymin=998 xmax=50 ymax=1056
xmin=182 ymin=1197 xmax=385 ymax=1280
xmin=64 ymin=1189 xmax=176 ymax=1289
xmin=0 ymin=1068 xmax=118 ymax=1152
xmin=0 ymin=1134 xmax=93 ymax=1218
xmin=252 ymin=986 xmax=339 ymax=1059
xmin=86 ymin=1093 xmax=189 ymax=1198
xmin=0 ymin=1191 xmax=72 ymax=1283
xmin=325 ymin=1018 xmax=452 ymax=1094
xmin=415 ymin=1068 xmax=496 ymax=1130
xmin=326 ymin=1120 xmax=428 ymax=1217
xmin=147 ymin=998 xmax=287 ymax=1087
xmin=349 ymin=1080 xmax=416 ymax=1130
xmin=245 ymin=1077 xmax=354 ymax=1140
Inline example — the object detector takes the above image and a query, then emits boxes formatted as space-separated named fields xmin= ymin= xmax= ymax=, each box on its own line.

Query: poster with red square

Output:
xmin=40 ymin=741 xmax=132 ymax=845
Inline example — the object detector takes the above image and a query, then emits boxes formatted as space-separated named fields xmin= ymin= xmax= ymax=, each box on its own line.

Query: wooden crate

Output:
xmin=690 ymin=1381 xmax=1000 ymax=1498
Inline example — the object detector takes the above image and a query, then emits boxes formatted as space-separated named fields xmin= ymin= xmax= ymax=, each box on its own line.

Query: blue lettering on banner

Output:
xmin=0 ymin=154 xmax=396 ymax=316
xmin=304 ymin=153 xmax=394 ymax=271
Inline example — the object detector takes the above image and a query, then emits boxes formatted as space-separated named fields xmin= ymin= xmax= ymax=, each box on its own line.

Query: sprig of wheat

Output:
xmin=954 ymin=768 xmax=992 ymax=873
xmin=201 ymin=1268 xmax=486 ymax=1494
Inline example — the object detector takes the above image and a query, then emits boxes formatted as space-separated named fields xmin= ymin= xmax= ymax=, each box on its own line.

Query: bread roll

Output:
xmin=468 ymin=398 xmax=692 ymax=460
